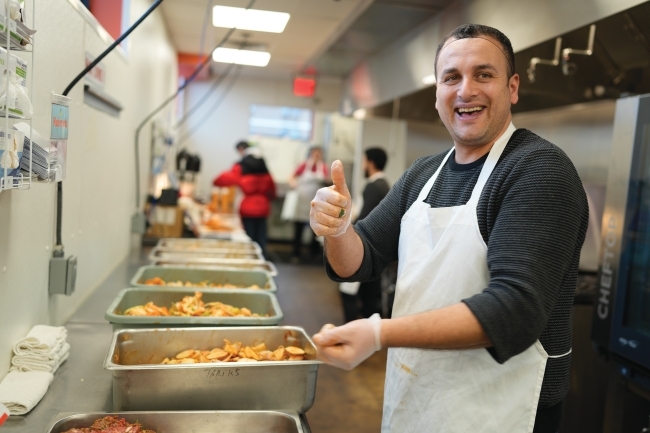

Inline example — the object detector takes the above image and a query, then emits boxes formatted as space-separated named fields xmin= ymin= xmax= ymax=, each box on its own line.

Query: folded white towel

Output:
xmin=0 ymin=371 xmax=53 ymax=415
xmin=13 ymin=325 xmax=67 ymax=356
xmin=10 ymin=343 xmax=70 ymax=374
xmin=14 ymin=339 xmax=66 ymax=362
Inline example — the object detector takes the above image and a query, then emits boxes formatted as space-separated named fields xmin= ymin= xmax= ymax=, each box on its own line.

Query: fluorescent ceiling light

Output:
xmin=422 ymin=74 xmax=437 ymax=85
xmin=213 ymin=6 xmax=290 ymax=33
xmin=212 ymin=47 xmax=271 ymax=67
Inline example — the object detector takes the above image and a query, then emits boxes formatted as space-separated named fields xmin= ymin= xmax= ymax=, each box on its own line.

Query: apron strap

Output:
xmin=414 ymin=123 xmax=516 ymax=206
xmin=547 ymin=348 xmax=572 ymax=359
xmin=466 ymin=123 xmax=517 ymax=207
xmin=416 ymin=148 xmax=455 ymax=203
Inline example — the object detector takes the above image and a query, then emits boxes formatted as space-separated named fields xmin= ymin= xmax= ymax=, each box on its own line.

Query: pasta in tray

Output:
xmin=122 ymin=291 xmax=268 ymax=318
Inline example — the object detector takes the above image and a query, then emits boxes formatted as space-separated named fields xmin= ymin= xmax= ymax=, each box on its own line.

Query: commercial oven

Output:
xmin=592 ymin=94 xmax=650 ymax=380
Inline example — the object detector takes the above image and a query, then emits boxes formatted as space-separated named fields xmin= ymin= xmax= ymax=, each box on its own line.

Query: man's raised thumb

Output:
xmin=331 ymin=160 xmax=348 ymax=194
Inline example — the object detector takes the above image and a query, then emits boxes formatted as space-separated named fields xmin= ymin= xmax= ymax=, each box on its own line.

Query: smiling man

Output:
xmin=309 ymin=24 xmax=589 ymax=433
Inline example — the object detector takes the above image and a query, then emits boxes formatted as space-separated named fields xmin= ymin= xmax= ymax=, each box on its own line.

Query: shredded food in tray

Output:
xmin=160 ymin=339 xmax=306 ymax=364
xmin=123 ymin=291 xmax=268 ymax=318
xmin=203 ymin=216 xmax=233 ymax=231
xmin=142 ymin=276 xmax=263 ymax=289
xmin=61 ymin=415 xmax=156 ymax=433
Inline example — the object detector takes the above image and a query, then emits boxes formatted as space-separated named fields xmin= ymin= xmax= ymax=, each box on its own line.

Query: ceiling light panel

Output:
xmin=212 ymin=47 xmax=271 ymax=67
xmin=213 ymin=6 xmax=290 ymax=33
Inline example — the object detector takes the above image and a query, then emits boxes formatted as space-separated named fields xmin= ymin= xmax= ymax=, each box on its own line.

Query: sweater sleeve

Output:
xmin=266 ymin=174 xmax=277 ymax=200
xmin=294 ymin=162 xmax=306 ymax=177
xmin=462 ymin=148 xmax=587 ymax=363
xmin=213 ymin=163 xmax=242 ymax=187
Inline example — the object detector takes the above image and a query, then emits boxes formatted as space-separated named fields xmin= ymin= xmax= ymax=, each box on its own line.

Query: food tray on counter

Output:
xmin=154 ymin=260 xmax=279 ymax=276
xmin=131 ymin=265 xmax=277 ymax=292
xmin=156 ymin=238 xmax=262 ymax=254
xmin=104 ymin=327 xmax=320 ymax=412
xmin=196 ymin=224 xmax=247 ymax=240
xmin=105 ymin=288 xmax=284 ymax=329
xmin=45 ymin=411 xmax=308 ymax=433
xmin=149 ymin=247 xmax=265 ymax=262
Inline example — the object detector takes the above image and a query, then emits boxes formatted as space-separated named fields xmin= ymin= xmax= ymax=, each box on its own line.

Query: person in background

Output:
xmin=340 ymin=147 xmax=390 ymax=322
xmin=288 ymin=146 xmax=328 ymax=263
xmin=213 ymin=141 xmax=276 ymax=256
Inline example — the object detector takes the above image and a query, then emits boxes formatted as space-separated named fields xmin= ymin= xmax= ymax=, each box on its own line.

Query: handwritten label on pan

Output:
xmin=204 ymin=368 xmax=241 ymax=379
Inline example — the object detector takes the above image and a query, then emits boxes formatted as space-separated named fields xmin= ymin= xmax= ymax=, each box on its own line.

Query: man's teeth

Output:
xmin=457 ymin=107 xmax=484 ymax=113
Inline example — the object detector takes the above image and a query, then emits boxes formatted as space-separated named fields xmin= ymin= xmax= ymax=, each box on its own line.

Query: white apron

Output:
xmin=383 ymin=125 xmax=549 ymax=433
xmin=294 ymin=160 xmax=325 ymax=222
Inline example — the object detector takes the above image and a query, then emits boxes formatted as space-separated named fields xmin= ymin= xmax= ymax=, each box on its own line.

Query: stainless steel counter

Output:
xmin=1 ymin=253 xmax=312 ymax=432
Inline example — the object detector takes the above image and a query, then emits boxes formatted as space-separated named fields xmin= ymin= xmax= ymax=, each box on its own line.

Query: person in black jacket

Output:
xmin=340 ymin=147 xmax=390 ymax=322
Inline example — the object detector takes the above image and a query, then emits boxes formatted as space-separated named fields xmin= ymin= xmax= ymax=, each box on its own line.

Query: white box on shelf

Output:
xmin=0 ymin=46 xmax=29 ymax=118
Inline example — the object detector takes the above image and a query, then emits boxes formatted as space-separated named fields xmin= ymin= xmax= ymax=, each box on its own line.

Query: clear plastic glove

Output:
xmin=309 ymin=160 xmax=352 ymax=238
xmin=312 ymin=313 xmax=382 ymax=370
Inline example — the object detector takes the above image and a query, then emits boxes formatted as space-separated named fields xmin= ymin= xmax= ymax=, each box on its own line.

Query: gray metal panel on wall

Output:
xmin=591 ymin=96 xmax=639 ymax=349
xmin=342 ymin=0 xmax=650 ymax=110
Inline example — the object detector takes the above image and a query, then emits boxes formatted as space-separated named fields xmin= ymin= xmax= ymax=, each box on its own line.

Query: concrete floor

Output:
xmin=273 ymin=261 xmax=387 ymax=432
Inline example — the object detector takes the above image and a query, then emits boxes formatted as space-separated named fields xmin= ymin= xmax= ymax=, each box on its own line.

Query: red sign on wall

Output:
xmin=293 ymin=77 xmax=316 ymax=97
xmin=84 ymin=52 xmax=106 ymax=88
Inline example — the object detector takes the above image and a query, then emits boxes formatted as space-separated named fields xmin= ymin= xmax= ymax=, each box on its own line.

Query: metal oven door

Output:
xmin=607 ymin=94 xmax=650 ymax=371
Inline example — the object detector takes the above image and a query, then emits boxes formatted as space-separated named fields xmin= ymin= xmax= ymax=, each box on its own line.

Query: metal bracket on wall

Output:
xmin=561 ymin=24 xmax=596 ymax=76
xmin=527 ymin=37 xmax=562 ymax=83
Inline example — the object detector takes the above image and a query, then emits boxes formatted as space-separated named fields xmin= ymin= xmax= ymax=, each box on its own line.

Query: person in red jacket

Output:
xmin=213 ymin=141 xmax=276 ymax=256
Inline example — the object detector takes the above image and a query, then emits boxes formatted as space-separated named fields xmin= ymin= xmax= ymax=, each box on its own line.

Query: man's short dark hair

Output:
xmin=434 ymin=24 xmax=516 ymax=78
xmin=235 ymin=141 xmax=249 ymax=151
xmin=308 ymin=145 xmax=323 ymax=156
xmin=365 ymin=147 xmax=388 ymax=171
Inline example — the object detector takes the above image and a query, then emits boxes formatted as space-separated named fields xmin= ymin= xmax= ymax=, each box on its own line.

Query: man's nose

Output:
xmin=457 ymin=77 xmax=478 ymax=100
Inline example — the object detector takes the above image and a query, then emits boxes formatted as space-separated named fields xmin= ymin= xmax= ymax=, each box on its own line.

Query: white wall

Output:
xmin=180 ymin=76 xmax=343 ymax=196
xmin=404 ymin=100 xmax=616 ymax=185
xmin=0 ymin=0 xmax=177 ymax=378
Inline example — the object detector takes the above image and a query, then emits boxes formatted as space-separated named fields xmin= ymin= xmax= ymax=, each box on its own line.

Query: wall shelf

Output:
xmin=0 ymin=4 xmax=34 ymax=193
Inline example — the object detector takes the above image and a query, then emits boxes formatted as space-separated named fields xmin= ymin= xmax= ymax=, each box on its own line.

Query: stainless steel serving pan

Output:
xmin=131 ymin=265 xmax=277 ymax=292
xmin=105 ymin=288 xmax=283 ymax=329
xmin=104 ymin=327 xmax=320 ymax=412
xmin=149 ymin=247 xmax=265 ymax=262
xmin=45 ymin=411 xmax=306 ymax=433
xmin=156 ymin=238 xmax=262 ymax=254
xmin=154 ymin=260 xmax=279 ymax=276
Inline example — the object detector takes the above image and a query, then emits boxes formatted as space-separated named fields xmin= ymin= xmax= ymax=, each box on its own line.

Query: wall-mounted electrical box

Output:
xmin=49 ymin=255 xmax=77 ymax=295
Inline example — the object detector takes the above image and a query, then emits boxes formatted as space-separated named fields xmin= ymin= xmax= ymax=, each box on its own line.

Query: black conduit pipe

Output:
xmin=54 ymin=0 xmax=165 ymax=254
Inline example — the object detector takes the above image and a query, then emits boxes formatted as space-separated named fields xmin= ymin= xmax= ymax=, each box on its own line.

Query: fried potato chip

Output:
xmin=285 ymin=346 xmax=305 ymax=356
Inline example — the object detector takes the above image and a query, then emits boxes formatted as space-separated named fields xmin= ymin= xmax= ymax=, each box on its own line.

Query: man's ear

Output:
xmin=509 ymin=73 xmax=520 ymax=105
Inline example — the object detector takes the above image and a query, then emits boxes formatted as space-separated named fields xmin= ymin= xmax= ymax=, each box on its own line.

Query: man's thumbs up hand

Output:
xmin=310 ymin=160 xmax=353 ymax=237
xmin=331 ymin=160 xmax=350 ymax=197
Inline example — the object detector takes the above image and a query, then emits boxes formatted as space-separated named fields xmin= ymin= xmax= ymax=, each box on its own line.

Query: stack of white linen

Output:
xmin=0 ymin=325 xmax=70 ymax=415
xmin=10 ymin=325 xmax=69 ymax=374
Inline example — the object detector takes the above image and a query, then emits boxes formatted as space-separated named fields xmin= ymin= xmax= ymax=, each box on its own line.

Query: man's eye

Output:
xmin=477 ymin=73 xmax=492 ymax=79
xmin=444 ymin=75 xmax=459 ymax=82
